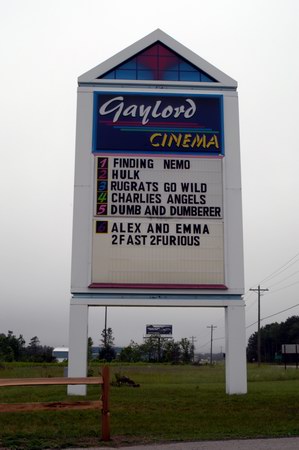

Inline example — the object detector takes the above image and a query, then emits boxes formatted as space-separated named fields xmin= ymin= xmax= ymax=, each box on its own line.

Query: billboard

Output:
xmin=282 ymin=344 xmax=299 ymax=354
xmin=146 ymin=324 xmax=173 ymax=335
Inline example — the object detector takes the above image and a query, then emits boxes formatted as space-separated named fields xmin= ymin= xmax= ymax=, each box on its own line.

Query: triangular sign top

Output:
xmin=79 ymin=29 xmax=237 ymax=88
xmin=99 ymin=42 xmax=217 ymax=83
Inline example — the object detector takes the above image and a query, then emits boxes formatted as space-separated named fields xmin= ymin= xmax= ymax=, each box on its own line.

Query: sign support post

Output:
xmin=67 ymin=303 xmax=88 ymax=395
xmin=225 ymin=305 xmax=247 ymax=394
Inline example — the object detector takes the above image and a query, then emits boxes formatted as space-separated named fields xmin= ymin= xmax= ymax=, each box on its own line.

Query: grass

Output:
xmin=0 ymin=363 xmax=299 ymax=449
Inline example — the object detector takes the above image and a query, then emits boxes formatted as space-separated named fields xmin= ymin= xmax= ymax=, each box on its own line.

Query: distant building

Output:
xmin=53 ymin=346 xmax=123 ymax=361
xmin=52 ymin=347 xmax=69 ymax=362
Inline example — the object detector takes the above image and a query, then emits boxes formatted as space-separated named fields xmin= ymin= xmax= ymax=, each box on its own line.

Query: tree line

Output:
xmin=0 ymin=331 xmax=54 ymax=362
xmin=247 ymin=315 xmax=299 ymax=363
xmin=96 ymin=327 xmax=195 ymax=363
xmin=119 ymin=336 xmax=195 ymax=363
xmin=5 ymin=314 xmax=297 ymax=365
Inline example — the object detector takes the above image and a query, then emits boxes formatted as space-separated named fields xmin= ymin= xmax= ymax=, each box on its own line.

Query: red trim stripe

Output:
xmin=88 ymin=283 xmax=228 ymax=290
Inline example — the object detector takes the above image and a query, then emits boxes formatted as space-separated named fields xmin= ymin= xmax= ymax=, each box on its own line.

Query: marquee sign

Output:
xmin=89 ymin=91 xmax=226 ymax=289
xmin=95 ymin=156 xmax=223 ymax=218
xmin=93 ymin=93 xmax=223 ymax=155
xmin=71 ymin=31 xmax=244 ymax=299
xmin=90 ymin=152 xmax=225 ymax=288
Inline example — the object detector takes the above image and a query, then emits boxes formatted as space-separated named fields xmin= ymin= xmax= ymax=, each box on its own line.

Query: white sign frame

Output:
xmin=71 ymin=86 xmax=244 ymax=302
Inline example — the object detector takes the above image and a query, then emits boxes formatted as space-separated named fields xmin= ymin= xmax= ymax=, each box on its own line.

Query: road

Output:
xmin=67 ymin=437 xmax=299 ymax=450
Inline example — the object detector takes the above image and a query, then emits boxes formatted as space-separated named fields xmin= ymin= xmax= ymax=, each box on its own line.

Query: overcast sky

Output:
xmin=1 ymin=0 xmax=299 ymax=354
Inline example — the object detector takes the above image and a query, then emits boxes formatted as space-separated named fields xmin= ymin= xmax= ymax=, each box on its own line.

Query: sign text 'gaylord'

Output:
xmin=99 ymin=96 xmax=196 ymax=125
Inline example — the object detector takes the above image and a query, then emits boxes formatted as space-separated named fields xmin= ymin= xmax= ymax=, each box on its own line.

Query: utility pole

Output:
xmin=189 ymin=336 xmax=197 ymax=362
xmin=250 ymin=285 xmax=269 ymax=366
xmin=207 ymin=325 xmax=217 ymax=365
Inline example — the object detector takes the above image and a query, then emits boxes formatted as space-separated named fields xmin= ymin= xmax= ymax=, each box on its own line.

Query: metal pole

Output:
xmin=189 ymin=336 xmax=197 ymax=362
xmin=104 ymin=306 xmax=108 ymax=347
xmin=250 ymin=285 xmax=269 ymax=366
xmin=207 ymin=325 xmax=217 ymax=365
xmin=257 ymin=286 xmax=261 ymax=366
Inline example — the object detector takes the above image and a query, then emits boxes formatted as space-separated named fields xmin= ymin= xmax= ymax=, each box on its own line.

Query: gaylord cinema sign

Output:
xmin=90 ymin=92 xmax=226 ymax=290
xmin=93 ymin=92 xmax=223 ymax=155
xmin=69 ymin=31 xmax=246 ymax=396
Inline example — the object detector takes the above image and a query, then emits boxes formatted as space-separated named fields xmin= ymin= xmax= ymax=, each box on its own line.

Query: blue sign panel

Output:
xmin=93 ymin=92 xmax=223 ymax=155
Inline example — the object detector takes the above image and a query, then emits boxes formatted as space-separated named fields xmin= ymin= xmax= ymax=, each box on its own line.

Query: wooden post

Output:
xmin=101 ymin=366 xmax=110 ymax=441
xmin=0 ymin=373 xmax=111 ymax=439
